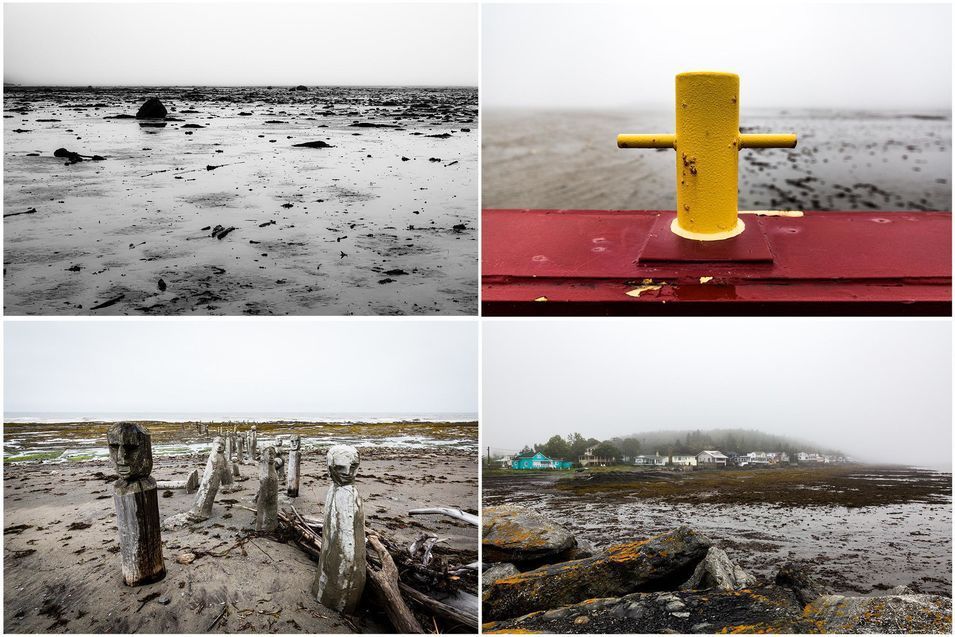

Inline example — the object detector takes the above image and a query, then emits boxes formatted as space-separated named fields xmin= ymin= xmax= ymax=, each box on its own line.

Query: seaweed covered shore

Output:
xmin=4 ymin=420 xmax=478 ymax=464
xmin=483 ymin=465 xmax=952 ymax=597
xmin=555 ymin=464 xmax=952 ymax=507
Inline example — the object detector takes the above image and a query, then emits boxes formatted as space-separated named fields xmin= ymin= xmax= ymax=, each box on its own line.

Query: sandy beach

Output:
xmin=482 ymin=109 xmax=951 ymax=212
xmin=3 ymin=420 xmax=478 ymax=633
xmin=3 ymin=86 xmax=478 ymax=315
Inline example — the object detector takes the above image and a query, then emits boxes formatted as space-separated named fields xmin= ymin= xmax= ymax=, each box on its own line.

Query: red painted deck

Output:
xmin=482 ymin=210 xmax=952 ymax=316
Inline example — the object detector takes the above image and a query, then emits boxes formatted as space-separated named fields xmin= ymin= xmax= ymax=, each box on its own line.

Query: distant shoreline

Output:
xmin=4 ymin=417 xmax=478 ymax=426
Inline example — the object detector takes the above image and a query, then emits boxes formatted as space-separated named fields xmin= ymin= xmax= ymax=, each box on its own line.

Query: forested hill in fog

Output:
xmin=613 ymin=428 xmax=845 ymax=457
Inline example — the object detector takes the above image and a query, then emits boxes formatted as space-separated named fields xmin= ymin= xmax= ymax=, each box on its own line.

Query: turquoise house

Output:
xmin=511 ymin=451 xmax=573 ymax=470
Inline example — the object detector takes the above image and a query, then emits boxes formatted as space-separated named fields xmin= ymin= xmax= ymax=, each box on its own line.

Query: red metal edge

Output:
xmin=481 ymin=209 xmax=952 ymax=316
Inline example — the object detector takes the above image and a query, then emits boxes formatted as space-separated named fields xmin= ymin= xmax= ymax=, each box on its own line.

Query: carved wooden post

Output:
xmin=249 ymin=425 xmax=258 ymax=460
xmin=107 ymin=422 xmax=166 ymax=586
xmin=287 ymin=434 xmax=301 ymax=497
xmin=164 ymin=437 xmax=225 ymax=529
xmin=255 ymin=446 xmax=278 ymax=533
xmin=314 ymin=445 xmax=366 ymax=614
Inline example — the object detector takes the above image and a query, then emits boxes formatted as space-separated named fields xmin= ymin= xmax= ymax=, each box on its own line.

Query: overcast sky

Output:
xmin=4 ymin=320 xmax=477 ymax=416
xmin=3 ymin=3 xmax=477 ymax=86
xmin=484 ymin=3 xmax=952 ymax=110
xmin=484 ymin=320 xmax=952 ymax=469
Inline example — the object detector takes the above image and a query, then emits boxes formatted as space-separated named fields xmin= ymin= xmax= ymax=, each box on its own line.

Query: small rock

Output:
xmin=572 ymin=615 xmax=589 ymax=625
xmin=175 ymin=553 xmax=196 ymax=565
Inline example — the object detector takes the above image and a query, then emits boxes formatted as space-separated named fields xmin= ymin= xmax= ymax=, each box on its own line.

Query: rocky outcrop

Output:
xmin=482 ymin=505 xmax=577 ymax=566
xmin=482 ymin=586 xmax=815 ymax=634
xmin=775 ymin=561 xmax=828 ymax=606
xmin=680 ymin=546 xmax=756 ymax=591
xmin=483 ymin=526 xmax=712 ymax=621
xmin=805 ymin=593 xmax=952 ymax=634
xmin=483 ymin=586 xmax=954 ymax=634
xmin=136 ymin=97 xmax=167 ymax=119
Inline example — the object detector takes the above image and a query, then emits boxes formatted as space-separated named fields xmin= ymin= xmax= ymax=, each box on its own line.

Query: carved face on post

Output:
xmin=290 ymin=434 xmax=301 ymax=451
xmin=327 ymin=445 xmax=360 ymax=486
xmin=107 ymin=422 xmax=153 ymax=480
xmin=212 ymin=437 xmax=225 ymax=455
xmin=262 ymin=446 xmax=275 ymax=463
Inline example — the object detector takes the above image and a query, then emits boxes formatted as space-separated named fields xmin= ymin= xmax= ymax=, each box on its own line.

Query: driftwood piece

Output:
xmin=398 ymin=582 xmax=478 ymax=629
xmin=276 ymin=507 xmax=478 ymax=631
xmin=408 ymin=507 xmax=479 ymax=526
xmin=156 ymin=469 xmax=200 ymax=494
xmin=367 ymin=534 xmax=424 ymax=633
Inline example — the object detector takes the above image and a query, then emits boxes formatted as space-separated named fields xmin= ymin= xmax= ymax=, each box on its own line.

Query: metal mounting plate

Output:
xmin=639 ymin=214 xmax=774 ymax=263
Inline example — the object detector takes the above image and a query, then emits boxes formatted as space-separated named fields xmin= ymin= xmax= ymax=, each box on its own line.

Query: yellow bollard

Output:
xmin=617 ymin=72 xmax=797 ymax=241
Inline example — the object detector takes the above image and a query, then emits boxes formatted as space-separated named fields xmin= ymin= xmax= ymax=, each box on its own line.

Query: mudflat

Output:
xmin=4 ymin=86 xmax=478 ymax=315
xmin=482 ymin=464 xmax=952 ymax=597
xmin=3 ymin=421 xmax=478 ymax=633
xmin=482 ymin=109 xmax=951 ymax=212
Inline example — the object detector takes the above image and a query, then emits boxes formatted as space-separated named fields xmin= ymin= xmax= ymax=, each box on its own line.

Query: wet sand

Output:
xmin=482 ymin=109 xmax=951 ymax=212
xmin=482 ymin=465 xmax=952 ymax=598
xmin=3 ymin=421 xmax=478 ymax=633
xmin=4 ymin=86 xmax=478 ymax=315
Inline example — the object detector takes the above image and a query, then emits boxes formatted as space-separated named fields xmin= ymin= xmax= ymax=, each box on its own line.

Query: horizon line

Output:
xmin=3 ymin=83 xmax=478 ymax=89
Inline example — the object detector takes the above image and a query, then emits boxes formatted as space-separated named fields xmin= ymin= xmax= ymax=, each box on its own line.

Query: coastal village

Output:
xmin=500 ymin=446 xmax=850 ymax=470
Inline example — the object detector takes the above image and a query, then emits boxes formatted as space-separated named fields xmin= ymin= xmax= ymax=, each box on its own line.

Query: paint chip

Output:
xmin=534 ymin=296 xmax=548 ymax=302
xmin=625 ymin=284 xmax=663 ymax=298
xmin=739 ymin=210 xmax=804 ymax=217
xmin=699 ymin=276 xmax=713 ymax=284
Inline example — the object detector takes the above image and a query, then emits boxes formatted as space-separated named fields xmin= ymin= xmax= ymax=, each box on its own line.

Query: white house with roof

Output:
xmin=697 ymin=450 xmax=728 ymax=466
xmin=670 ymin=454 xmax=698 ymax=467
xmin=580 ymin=444 xmax=615 ymax=467
xmin=744 ymin=452 xmax=770 ymax=465
xmin=633 ymin=452 xmax=667 ymax=466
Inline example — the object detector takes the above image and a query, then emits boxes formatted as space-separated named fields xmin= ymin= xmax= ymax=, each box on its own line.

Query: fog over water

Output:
xmin=483 ymin=320 xmax=952 ymax=470
xmin=4 ymin=3 xmax=477 ymax=87
xmin=483 ymin=3 xmax=951 ymax=110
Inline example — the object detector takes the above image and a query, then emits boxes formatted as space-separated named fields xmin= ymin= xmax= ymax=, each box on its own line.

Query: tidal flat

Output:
xmin=3 ymin=86 xmax=478 ymax=315
xmin=482 ymin=465 xmax=952 ymax=597
xmin=3 ymin=420 xmax=478 ymax=633
xmin=482 ymin=109 xmax=951 ymax=212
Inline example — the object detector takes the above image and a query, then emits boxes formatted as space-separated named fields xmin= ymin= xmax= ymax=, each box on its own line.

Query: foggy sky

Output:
xmin=3 ymin=3 xmax=477 ymax=86
xmin=483 ymin=3 xmax=952 ymax=110
xmin=4 ymin=320 xmax=477 ymax=415
xmin=483 ymin=320 xmax=952 ymax=469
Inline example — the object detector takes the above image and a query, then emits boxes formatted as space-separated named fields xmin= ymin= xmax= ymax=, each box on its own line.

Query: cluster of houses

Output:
xmin=503 ymin=447 xmax=849 ymax=470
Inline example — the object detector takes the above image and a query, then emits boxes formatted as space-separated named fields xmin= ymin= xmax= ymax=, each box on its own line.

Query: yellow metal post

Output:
xmin=617 ymin=72 xmax=797 ymax=241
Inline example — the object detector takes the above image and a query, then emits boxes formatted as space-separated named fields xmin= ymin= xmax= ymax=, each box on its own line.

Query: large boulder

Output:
xmin=804 ymin=593 xmax=952 ymax=633
xmin=482 ymin=586 xmax=814 ymax=634
xmin=775 ymin=561 xmax=828 ymax=606
xmin=680 ymin=546 xmax=756 ymax=592
xmin=136 ymin=97 xmax=167 ymax=119
xmin=482 ymin=505 xmax=577 ymax=566
xmin=483 ymin=526 xmax=713 ymax=621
